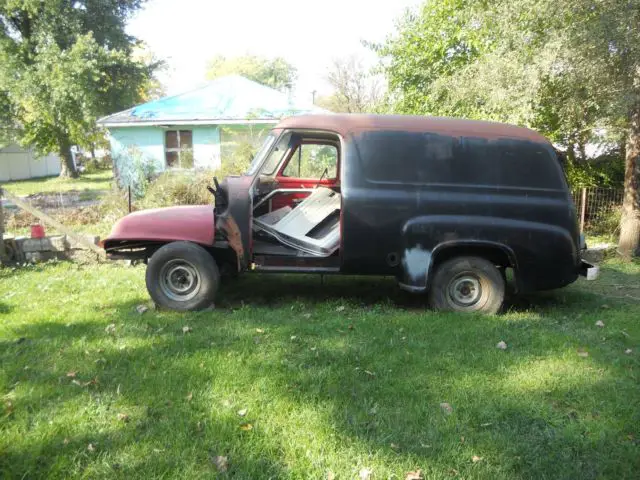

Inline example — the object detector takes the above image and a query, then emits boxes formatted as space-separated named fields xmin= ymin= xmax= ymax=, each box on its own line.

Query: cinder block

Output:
xmin=21 ymin=238 xmax=44 ymax=253
xmin=40 ymin=235 xmax=68 ymax=252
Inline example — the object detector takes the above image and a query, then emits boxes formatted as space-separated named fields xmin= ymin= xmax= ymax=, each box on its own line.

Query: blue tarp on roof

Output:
xmin=98 ymin=75 xmax=326 ymax=125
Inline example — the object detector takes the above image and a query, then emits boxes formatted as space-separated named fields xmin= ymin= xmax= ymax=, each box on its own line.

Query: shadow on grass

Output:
xmin=0 ymin=301 xmax=12 ymax=314
xmin=2 ymin=266 xmax=639 ymax=478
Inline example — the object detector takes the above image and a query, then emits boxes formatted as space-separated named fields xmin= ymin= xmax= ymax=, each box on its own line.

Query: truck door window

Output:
xmin=282 ymin=143 xmax=338 ymax=179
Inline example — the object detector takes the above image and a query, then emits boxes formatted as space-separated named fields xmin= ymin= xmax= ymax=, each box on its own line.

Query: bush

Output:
xmin=139 ymin=170 xmax=214 ymax=209
xmin=113 ymin=146 xmax=158 ymax=199
xmin=564 ymin=150 xmax=625 ymax=189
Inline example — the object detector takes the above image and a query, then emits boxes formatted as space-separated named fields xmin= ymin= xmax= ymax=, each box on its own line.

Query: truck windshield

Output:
xmin=246 ymin=133 xmax=277 ymax=176
xmin=254 ymin=131 xmax=293 ymax=176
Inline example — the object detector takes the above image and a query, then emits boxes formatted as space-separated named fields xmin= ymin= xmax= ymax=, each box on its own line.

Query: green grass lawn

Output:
xmin=1 ymin=170 xmax=113 ymax=197
xmin=1 ymin=259 xmax=639 ymax=479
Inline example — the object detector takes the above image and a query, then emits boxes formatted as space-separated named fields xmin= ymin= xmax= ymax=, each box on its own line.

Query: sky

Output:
xmin=126 ymin=0 xmax=421 ymax=101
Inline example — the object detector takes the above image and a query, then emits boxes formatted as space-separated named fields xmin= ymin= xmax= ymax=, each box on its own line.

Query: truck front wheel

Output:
xmin=146 ymin=241 xmax=220 ymax=311
xmin=428 ymin=256 xmax=505 ymax=314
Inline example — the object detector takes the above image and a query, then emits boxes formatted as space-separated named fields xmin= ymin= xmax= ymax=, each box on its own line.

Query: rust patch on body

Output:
xmin=218 ymin=214 xmax=244 ymax=271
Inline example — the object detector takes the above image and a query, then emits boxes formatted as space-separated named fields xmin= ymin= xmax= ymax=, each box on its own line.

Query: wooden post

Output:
xmin=0 ymin=187 xmax=6 ymax=264
xmin=579 ymin=187 xmax=587 ymax=233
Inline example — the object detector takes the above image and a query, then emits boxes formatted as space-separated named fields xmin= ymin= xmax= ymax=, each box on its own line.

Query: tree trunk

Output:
xmin=618 ymin=106 xmax=640 ymax=258
xmin=58 ymin=140 xmax=78 ymax=178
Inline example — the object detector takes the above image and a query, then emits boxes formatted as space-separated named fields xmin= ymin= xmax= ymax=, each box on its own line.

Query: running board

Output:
xmin=253 ymin=265 xmax=340 ymax=274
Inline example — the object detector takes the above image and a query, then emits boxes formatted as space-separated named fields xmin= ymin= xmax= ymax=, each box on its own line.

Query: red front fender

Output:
xmin=103 ymin=205 xmax=215 ymax=249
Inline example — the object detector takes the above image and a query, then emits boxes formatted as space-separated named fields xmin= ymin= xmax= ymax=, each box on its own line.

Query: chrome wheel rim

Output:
xmin=159 ymin=259 xmax=200 ymax=302
xmin=448 ymin=274 xmax=482 ymax=307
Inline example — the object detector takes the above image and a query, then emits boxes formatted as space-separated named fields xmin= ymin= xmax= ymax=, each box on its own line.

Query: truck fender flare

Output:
xmin=399 ymin=240 xmax=518 ymax=293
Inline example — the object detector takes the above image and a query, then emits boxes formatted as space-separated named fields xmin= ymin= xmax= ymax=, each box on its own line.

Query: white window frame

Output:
xmin=164 ymin=129 xmax=194 ymax=169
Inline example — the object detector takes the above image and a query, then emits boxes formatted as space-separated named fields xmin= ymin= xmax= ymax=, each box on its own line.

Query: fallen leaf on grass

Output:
xmin=440 ymin=402 xmax=453 ymax=414
xmin=577 ymin=351 xmax=589 ymax=358
xmin=255 ymin=328 xmax=265 ymax=333
xmin=625 ymin=348 xmax=632 ymax=354
xmin=105 ymin=323 xmax=116 ymax=334
xmin=136 ymin=305 xmax=148 ymax=315
xmin=87 ymin=443 xmax=95 ymax=452
xmin=472 ymin=455 xmax=483 ymax=463
xmin=211 ymin=455 xmax=228 ymax=473
xmin=480 ymin=422 xmax=492 ymax=427
xmin=405 ymin=469 xmax=424 ymax=479
xmin=496 ymin=341 xmax=508 ymax=350
xmin=239 ymin=423 xmax=253 ymax=431
xmin=326 ymin=471 xmax=336 ymax=480
xmin=182 ymin=326 xmax=192 ymax=334
xmin=303 ymin=313 xmax=312 ymax=319
xmin=237 ymin=408 xmax=247 ymax=417
xmin=359 ymin=467 xmax=372 ymax=479
xmin=66 ymin=371 xmax=77 ymax=378
xmin=390 ymin=442 xmax=400 ymax=449
xmin=336 ymin=306 xmax=346 ymax=312
xmin=63 ymin=438 xmax=69 ymax=445
xmin=186 ymin=392 xmax=193 ymax=402
xmin=364 ymin=370 xmax=376 ymax=377
xmin=595 ymin=320 xmax=605 ymax=328
xmin=117 ymin=413 xmax=130 ymax=422
xmin=290 ymin=335 xmax=297 ymax=341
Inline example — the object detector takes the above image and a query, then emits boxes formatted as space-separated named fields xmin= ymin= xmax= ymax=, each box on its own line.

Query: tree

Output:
xmin=377 ymin=0 xmax=640 ymax=257
xmin=316 ymin=56 xmax=385 ymax=113
xmin=0 ymin=0 xmax=158 ymax=178
xmin=205 ymin=55 xmax=297 ymax=92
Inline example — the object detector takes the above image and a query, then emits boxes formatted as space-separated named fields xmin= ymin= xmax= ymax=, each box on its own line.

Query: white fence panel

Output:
xmin=0 ymin=145 xmax=61 ymax=181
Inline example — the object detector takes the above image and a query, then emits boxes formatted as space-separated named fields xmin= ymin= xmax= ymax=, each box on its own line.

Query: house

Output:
xmin=97 ymin=75 xmax=326 ymax=177
xmin=0 ymin=144 xmax=61 ymax=182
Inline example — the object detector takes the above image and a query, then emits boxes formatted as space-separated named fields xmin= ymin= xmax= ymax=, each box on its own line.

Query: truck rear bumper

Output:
xmin=579 ymin=260 xmax=599 ymax=280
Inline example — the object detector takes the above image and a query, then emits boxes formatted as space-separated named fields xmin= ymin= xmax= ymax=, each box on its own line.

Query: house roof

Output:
xmin=98 ymin=75 xmax=327 ymax=127
xmin=277 ymin=114 xmax=550 ymax=144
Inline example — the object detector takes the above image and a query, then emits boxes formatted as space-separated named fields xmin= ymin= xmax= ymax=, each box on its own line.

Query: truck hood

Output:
xmin=104 ymin=205 xmax=215 ymax=247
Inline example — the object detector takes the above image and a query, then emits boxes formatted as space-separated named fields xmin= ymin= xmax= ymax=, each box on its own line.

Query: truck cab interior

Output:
xmin=248 ymin=130 xmax=342 ymax=267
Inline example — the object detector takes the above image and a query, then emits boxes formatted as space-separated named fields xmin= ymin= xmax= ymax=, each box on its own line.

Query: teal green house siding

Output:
xmin=108 ymin=125 xmax=222 ymax=172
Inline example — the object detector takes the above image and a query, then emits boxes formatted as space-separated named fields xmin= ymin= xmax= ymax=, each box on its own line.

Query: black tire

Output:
xmin=146 ymin=241 xmax=220 ymax=311
xmin=428 ymin=256 xmax=505 ymax=314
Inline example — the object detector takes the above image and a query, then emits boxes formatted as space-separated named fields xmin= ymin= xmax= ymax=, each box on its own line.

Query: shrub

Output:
xmin=139 ymin=170 xmax=214 ymax=209
xmin=113 ymin=146 xmax=158 ymax=198
xmin=564 ymin=150 xmax=625 ymax=189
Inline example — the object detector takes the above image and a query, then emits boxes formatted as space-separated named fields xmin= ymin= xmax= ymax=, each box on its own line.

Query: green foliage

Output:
xmin=377 ymin=0 xmax=640 ymax=157
xmin=113 ymin=147 xmax=157 ymax=199
xmin=140 ymin=170 xmax=213 ymax=209
xmin=564 ymin=153 xmax=626 ymax=189
xmin=0 ymin=0 xmax=158 ymax=175
xmin=219 ymin=125 xmax=270 ymax=177
xmin=205 ymin=54 xmax=297 ymax=91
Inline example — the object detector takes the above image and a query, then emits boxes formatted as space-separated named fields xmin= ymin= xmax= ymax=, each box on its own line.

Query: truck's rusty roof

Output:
xmin=276 ymin=114 xmax=549 ymax=144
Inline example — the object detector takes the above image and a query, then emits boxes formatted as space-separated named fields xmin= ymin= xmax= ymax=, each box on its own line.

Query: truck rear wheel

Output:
xmin=146 ymin=241 xmax=219 ymax=311
xmin=428 ymin=256 xmax=505 ymax=314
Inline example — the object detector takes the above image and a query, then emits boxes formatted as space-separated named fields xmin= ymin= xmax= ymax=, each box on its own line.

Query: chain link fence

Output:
xmin=572 ymin=187 xmax=624 ymax=237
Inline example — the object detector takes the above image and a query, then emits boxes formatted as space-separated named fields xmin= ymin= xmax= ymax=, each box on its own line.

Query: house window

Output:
xmin=165 ymin=130 xmax=194 ymax=168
